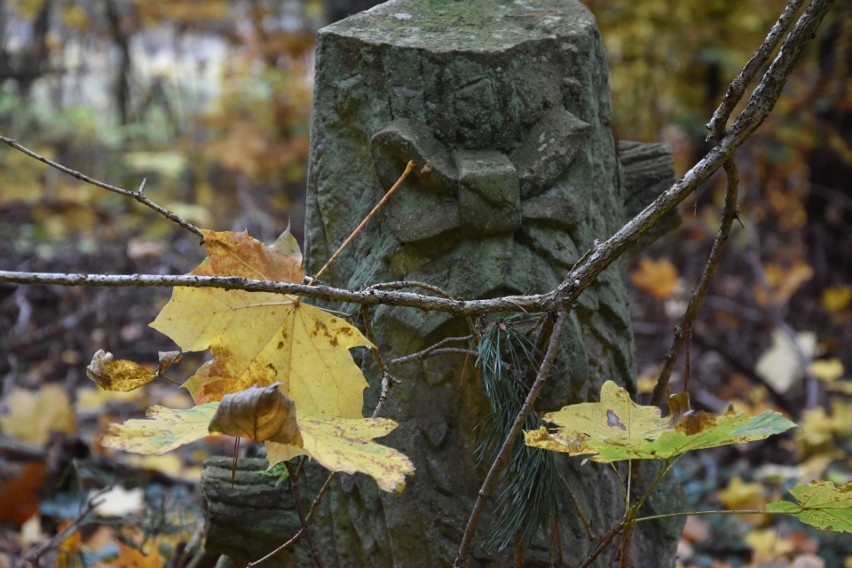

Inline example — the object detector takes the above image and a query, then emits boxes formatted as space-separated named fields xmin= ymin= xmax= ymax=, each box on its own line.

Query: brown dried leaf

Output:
xmin=208 ymin=383 xmax=302 ymax=446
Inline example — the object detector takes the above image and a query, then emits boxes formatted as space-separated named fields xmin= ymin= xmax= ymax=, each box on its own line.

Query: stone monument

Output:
xmin=203 ymin=1 xmax=683 ymax=566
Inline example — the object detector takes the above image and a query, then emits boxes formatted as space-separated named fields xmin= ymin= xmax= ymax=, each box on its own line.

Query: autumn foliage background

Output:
xmin=0 ymin=0 xmax=849 ymax=566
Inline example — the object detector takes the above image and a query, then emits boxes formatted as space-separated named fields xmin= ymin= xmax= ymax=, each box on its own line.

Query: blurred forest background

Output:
xmin=0 ymin=0 xmax=849 ymax=566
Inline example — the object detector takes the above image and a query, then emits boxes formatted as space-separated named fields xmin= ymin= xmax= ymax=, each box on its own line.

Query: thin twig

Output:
xmin=24 ymin=488 xmax=109 ymax=564
xmin=360 ymin=304 xmax=398 ymax=418
xmin=455 ymin=311 xmax=568 ymax=568
xmin=391 ymin=347 xmax=479 ymax=364
xmin=247 ymin=527 xmax=305 ymax=567
xmin=314 ymin=161 xmax=415 ymax=280
xmin=634 ymin=508 xmax=798 ymax=523
xmin=652 ymin=159 xmax=740 ymax=408
xmin=283 ymin=462 xmax=323 ymax=568
xmin=389 ymin=335 xmax=475 ymax=365
xmin=366 ymin=279 xmax=456 ymax=298
xmin=706 ymin=0 xmax=807 ymax=141
xmin=246 ymin=470 xmax=338 ymax=567
xmin=0 ymin=135 xmax=202 ymax=237
xmin=579 ymin=518 xmax=626 ymax=568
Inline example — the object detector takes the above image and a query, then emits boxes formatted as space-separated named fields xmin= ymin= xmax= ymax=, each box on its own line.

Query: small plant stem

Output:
xmin=0 ymin=135 xmax=202 ymax=237
xmin=247 ymin=472 xmax=337 ymax=566
xmin=629 ymin=456 xmax=683 ymax=517
xmin=455 ymin=311 xmax=567 ymax=568
xmin=390 ymin=335 xmax=475 ymax=365
xmin=284 ymin=462 xmax=323 ymax=568
xmin=635 ymin=508 xmax=795 ymax=524
xmin=652 ymin=159 xmax=739 ymax=408
xmin=360 ymin=304 xmax=398 ymax=418
xmin=314 ymin=160 xmax=415 ymax=281
xmin=582 ymin=456 xmax=681 ymax=567
xmin=157 ymin=372 xmax=183 ymax=386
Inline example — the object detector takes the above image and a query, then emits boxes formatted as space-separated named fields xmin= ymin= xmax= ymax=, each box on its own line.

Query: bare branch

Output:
xmin=0 ymin=269 xmax=539 ymax=315
xmin=706 ymin=0 xmax=806 ymax=141
xmin=0 ymin=135 xmax=202 ymax=237
xmin=544 ymin=0 xmax=834 ymax=312
xmin=651 ymin=159 xmax=740 ymax=408
xmin=0 ymin=0 xmax=832 ymax=322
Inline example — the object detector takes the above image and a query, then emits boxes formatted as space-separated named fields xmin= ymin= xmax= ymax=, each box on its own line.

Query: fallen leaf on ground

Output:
xmin=757 ymin=261 xmax=813 ymax=307
xmin=755 ymin=329 xmax=817 ymax=394
xmin=0 ymin=384 xmax=76 ymax=445
xmin=630 ymin=257 xmax=680 ymax=299
xmin=821 ymin=285 xmax=852 ymax=313
xmin=718 ymin=474 xmax=767 ymax=524
xmin=0 ymin=461 xmax=47 ymax=524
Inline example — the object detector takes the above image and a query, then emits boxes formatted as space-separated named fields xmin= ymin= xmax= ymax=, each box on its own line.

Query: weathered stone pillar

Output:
xmin=206 ymin=1 xmax=685 ymax=566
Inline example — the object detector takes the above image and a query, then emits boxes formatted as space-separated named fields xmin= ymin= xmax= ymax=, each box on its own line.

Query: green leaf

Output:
xmin=101 ymin=403 xmax=219 ymax=454
xmin=766 ymin=481 xmax=852 ymax=532
xmin=524 ymin=381 xmax=796 ymax=462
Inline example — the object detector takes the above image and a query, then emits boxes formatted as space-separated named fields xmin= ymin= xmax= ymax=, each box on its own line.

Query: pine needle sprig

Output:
xmin=474 ymin=315 xmax=566 ymax=553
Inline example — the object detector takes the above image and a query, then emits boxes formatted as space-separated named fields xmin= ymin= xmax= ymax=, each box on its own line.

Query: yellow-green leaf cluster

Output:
xmin=766 ymin=481 xmax=852 ymax=533
xmin=524 ymin=381 xmax=796 ymax=462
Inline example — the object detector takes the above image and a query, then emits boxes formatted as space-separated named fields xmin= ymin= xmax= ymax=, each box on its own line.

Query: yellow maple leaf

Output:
xmin=0 ymin=384 xmax=76 ymax=445
xmin=150 ymin=229 xmax=372 ymax=418
xmin=101 ymin=404 xmax=218 ymax=455
xmin=266 ymin=416 xmax=414 ymax=493
xmin=630 ymin=257 xmax=680 ymax=299
xmin=101 ymin=230 xmax=413 ymax=493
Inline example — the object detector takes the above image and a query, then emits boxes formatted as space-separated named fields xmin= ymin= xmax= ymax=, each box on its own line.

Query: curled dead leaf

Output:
xmin=87 ymin=350 xmax=156 ymax=392
xmin=208 ymin=383 xmax=302 ymax=446
xmin=157 ymin=350 xmax=183 ymax=374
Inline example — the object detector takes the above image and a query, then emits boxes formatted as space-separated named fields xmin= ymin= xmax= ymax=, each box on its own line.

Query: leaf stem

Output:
xmin=314 ymin=160 xmax=415 ymax=281
xmin=634 ymin=508 xmax=797 ymax=524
